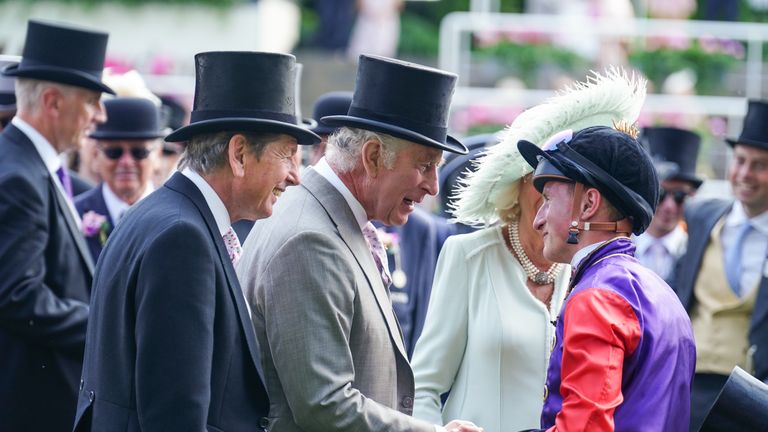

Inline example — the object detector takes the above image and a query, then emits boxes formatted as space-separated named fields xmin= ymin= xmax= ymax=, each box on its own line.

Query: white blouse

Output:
xmin=411 ymin=226 xmax=570 ymax=432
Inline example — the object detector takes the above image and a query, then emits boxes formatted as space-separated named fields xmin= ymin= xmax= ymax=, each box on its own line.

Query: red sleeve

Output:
xmin=549 ymin=288 xmax=642 ymax=432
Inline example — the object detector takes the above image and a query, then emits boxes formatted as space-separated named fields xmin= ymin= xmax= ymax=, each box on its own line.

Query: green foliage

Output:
xmin=628 ymin=39 xmax=743 ymax=95
xmin=474 ymin=39 xmax=589 ymax=87
xmin=398 ymin=13 xmax=440 ymax=57
xmin=0 ymin=0 xmax=243 ymax=5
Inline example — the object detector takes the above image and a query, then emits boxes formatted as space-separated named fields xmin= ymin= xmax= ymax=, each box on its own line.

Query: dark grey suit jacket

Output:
xmin=73 ymin=172 xmax=268 ymax=431
xmin=0 ymin=124 xmax=94 ymax=432
xmin=238 ymin=168 xmax=434 ymax=432
xmin=676 ymin=198 xmax=768 ymax=380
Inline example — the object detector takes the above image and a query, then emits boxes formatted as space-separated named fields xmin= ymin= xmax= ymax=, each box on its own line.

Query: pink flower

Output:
xmin=82 ymin=211 xmax=108 ymax=238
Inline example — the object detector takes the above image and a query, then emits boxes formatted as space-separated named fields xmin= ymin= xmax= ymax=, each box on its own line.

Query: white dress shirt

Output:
xmin=721 ymin=201 xmax=768 ymax=297
xmin=12 ymin=117 xmax=81 ymax=225
xmin=102 ymin=182 xmax=154 ymax=225
xmin=635 ymin=226 xmax=688 ymax=281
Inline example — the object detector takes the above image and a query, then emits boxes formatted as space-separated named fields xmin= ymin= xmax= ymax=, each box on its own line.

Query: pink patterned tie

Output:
xmin=222 ymin=226 xmax=242 ymax=266
xmin=362 ymin=222 xmax=392 ymax=287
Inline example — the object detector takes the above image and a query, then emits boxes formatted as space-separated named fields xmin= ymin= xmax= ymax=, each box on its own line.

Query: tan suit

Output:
xmin=237 ymin=168 xmax=434 ymax=432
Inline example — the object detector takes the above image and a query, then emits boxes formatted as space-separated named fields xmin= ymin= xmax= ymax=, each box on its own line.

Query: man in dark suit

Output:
xmin=75 ymin=97 xmax=164 ymax=262
xmin=676 ymin=99 xmax=768 ymax=431
xmin=635 ymin=127 xmax=703 ymax=285
xmin=73 ymin=51 xmax=320 ymax=431
xmin=0 ymin=20 xmax=112 ymax=432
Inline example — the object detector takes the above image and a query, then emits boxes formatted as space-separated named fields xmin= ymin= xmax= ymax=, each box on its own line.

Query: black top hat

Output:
xmin=438 ymin=133 xmax=494 ymax=217
xmin=518 ymin=126 xmax=660 ymax=235
xmin=322 ymin=55 xmax=467 ymax=155
xmin=699 ymin=367 xmax=768 ymax=432
xmin=726 ymin=99 xmax=768 ymax=150
xmin=2 ymin=20 xmax=114 ymax=95
xmin=310 ymin=91 xmax=353 ymax=135
xmin=0 ymin=55 xmax=19 ymax=112
xmin=90 ymin=97 xmax=165 ymax=140
xmin=641 ymin=126 xmax=703 ymax=188
xmin=165 ymin=52 xmax=319 ymax=145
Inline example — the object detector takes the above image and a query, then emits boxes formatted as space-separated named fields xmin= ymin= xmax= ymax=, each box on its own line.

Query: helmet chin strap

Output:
xmin=566 ymin=182 xmax=634 ymax=244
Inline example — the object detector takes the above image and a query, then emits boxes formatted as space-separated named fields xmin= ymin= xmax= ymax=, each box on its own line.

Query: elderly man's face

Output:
xmin=647 ymin=179 xmax=696 ymax=237
xmin=240 ymin=134 xmax=300 ymax=220
xmin=53 ymin=87 xmax=106 ymax=152
xmin=97 ymin=139 xmax=159 ymax=204
xmin=370 ymin=142 xmax=441 ymax=226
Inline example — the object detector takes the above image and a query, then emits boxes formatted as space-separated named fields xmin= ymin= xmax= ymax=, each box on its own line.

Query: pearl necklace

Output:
xmin=507 ymin=222 xmax=561 ymax=285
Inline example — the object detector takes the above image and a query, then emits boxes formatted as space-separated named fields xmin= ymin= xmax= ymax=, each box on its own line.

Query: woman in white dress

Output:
xmin=411 ymin=68 xmax=646 ymax=432
xmin=411 ymin=171 xmax=569 ymax=432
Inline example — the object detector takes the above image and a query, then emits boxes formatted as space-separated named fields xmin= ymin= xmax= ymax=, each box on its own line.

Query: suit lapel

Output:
xmin=302 ymin=168 xmax=409 ymax=360
xmin=165 ymin=173 xmax=266 ymax=383
xmin=4 ymin=125 xmax=95 ymax=275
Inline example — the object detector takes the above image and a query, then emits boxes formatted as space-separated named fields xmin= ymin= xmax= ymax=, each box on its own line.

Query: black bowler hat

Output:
xmin=518 ymin=126 xmax=660 ymax=235
xmin=165 ymin=52 xmax=320 ymax=145
xmin=641 ymin=127 xmax=703 ymax=188
xmin=2 ymin=20 xmax=114 ymax=95
xmin=699 ymin=367 xmax=768 ymax=431
xmin=727 ymin=100 xmax=768 ymax=150
xmin=310 ymin=91 xmax=353 ymax=135
xmin=322 ymin=55 xmax=467 ymax=154
xmin=90 ymin=98 xmax=165 ymax=140
xmin=0 ymin=55 xmax=19 ymax=112
xmin=438 ymin=133 xmax=494 ymax=217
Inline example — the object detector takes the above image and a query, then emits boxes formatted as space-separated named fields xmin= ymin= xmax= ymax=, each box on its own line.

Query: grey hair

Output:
xmin=326 ymin=126 xmax=409 ymax=173
xmin=15 ymin=78 xmax=76 ymax=113
xmin=178 ymin=131 xmax=280 ymax=175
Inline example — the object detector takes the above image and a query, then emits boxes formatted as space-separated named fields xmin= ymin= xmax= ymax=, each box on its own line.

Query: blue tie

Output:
xmin=725 ymin=221 xmax=753 ymax=296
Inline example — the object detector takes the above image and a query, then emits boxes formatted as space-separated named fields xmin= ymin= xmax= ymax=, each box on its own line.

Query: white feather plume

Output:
xmin=451 ymin=67 xmax=647 ymax=226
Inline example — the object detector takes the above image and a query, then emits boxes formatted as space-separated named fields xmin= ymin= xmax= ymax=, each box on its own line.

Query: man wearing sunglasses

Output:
xmin=676 ymin=100 xmax=768 ymax=431
xmin=635 ymin=127 xmax=703 ymax=285
xmin=74 ymin=97 xmax=164 ymax=262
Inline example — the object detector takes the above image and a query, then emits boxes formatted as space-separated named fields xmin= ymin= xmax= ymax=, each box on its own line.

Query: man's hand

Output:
xmin=443 ymin=419 xmax=484 ymax=432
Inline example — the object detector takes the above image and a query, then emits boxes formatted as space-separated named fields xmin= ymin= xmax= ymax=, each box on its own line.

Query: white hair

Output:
xmin=179 ymin=131 xmax=279 ymax=175
xmin=326 ymin=126 xmax=409 ymax=173
xmin=15 ymin=78 xmax=78 ymax=114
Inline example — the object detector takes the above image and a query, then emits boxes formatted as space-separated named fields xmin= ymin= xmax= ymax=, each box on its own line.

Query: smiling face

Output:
xmin=533 ymin=180 xmax=578 ymax=264
xmin=647 ymin=178 xmax=696 ymax=237
xmin=729 ymin=144 xmax=768 ymax=218
xmin=368 ymin=141 xmax=442 ymax=226
xmin=96 ymin=139 xmax=159 ymax=204
xmin=238 ymin=133 xmax=300 ymax=220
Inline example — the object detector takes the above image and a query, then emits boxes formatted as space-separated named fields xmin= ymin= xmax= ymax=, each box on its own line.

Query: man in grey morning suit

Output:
xmin=237 ymin=55 xmax=482 ymax=432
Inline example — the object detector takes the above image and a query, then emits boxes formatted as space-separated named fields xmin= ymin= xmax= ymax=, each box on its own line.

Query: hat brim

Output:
xmin=90 ymin=131 xmax=166 ymax=140
xmin=164 ymin=117 xmax=321 ymax=145
xmin=322 ymin=114 xmax=467 ymax=155
xmin=725 ymin=137 xmax=768 ymax=150
xmin=310 ymin=123 xmax=335 ymax=136
xmin=665 ymin=172 xmax=704 ymax=189
xmin=3 ymin=64 xmax=115 ymax=95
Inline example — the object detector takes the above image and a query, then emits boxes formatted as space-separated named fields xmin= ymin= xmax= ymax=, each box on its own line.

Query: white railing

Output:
xmin=439 ymin=12 xmax=768 ymax=123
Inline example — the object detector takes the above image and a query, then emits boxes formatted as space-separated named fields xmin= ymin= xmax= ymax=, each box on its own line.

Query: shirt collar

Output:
xmin=571 ymin=240 xmax=606 ymax=269
xmin=725 ymin=201 xmax=768 ymax=236
xmin=314 ymin=157 xmax=368 ymax=230
xmin=634 ymin=225 xmax=686 ymax=255
xmin=181 ymin=168 xmax=231 ymax=236
xmin=12 ymin=116 xmax=61 ymax=174
xmin=101 ymin=182 xmax=155 ymax=223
